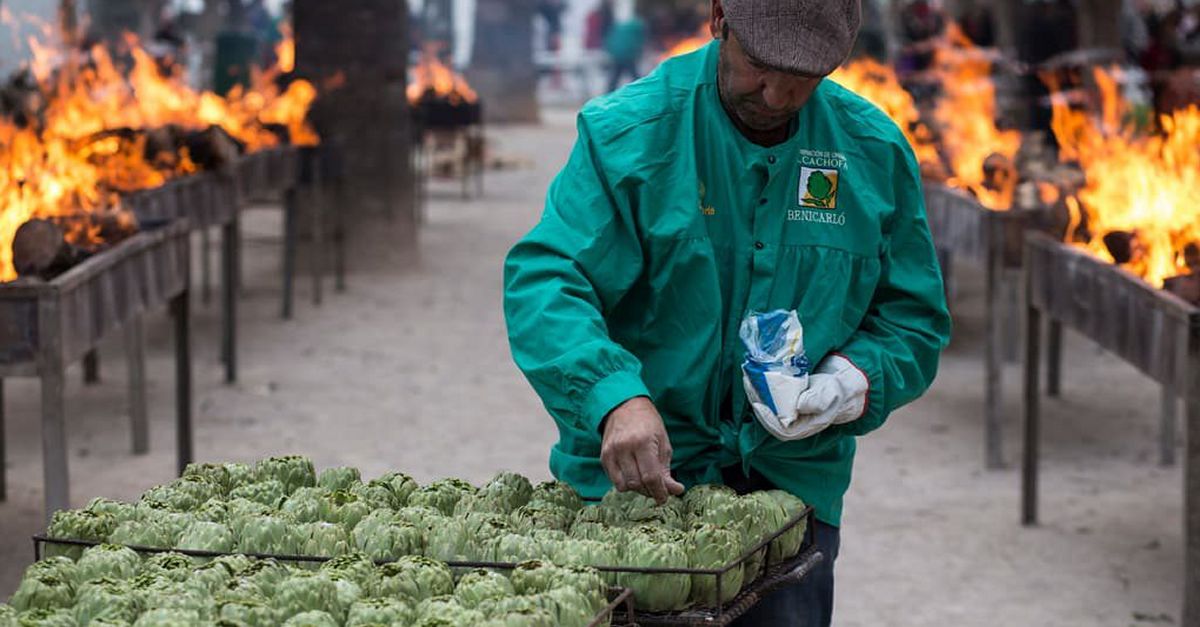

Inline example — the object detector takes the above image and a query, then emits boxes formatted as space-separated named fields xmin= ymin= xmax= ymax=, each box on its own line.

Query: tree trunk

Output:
xmin=468 ymin=0 xmax=539 ymax=124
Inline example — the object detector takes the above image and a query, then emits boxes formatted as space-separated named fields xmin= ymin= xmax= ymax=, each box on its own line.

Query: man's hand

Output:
xmin=600 ymin=397 xmax=685 ymax=504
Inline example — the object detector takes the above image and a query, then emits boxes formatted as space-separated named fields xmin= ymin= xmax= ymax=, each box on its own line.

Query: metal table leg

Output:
xmin=1047 ymin=319 xmax=1063 ymax=397
xmin=1184 ymin=322 xmax=1200 ymax=626
xmin=311 ymin=170 xmax=325 ymax=307
xmin=125 ymin=315 xmax=148 ymax=455
xmin=282 ymin=187 xmax=298 ymax=320
xmin=172 ymin=290 xmax=193 ymax=476
xmin=1022 ymin=304 xmax=1043 ymax=527
xmin=985 ymin=245 xmax=1005 ymax=469
xmin=335 ymin=164 xmax=347 ymax=294
xmin=83 ymin=349 xmax=99 ymax=385
xmin=221 ymin=219 xmax=238 ymax=384
xmin=200 ymin=228 xmax=212 ymax=305
xmin=0 ymin=379 xmax=6 ymax=502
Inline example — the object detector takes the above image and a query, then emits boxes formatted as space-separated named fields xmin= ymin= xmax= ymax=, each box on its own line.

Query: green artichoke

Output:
xmin=300 ymin=522 xmax=352 ymax=558
xmin=682 ymin=484 xmax=737 ymax=518
xmin=138 ymin=553 xmax=193 ymax=582
xmin=12 ymin=608 xmax=75 ymax=627
xmin=187 ymin=560 xmax=235 ymax=596
xmin=424 ymin=517 xmax=470 ymax=562
xmin=453 ymin=569 xmax=514 ymax=608
xmin=73 ymin=578 xmax=139 ymax=625
xmin=373 ymin=472 xmax=419 ymax=506
xmin=375 ymin=556 xmax=454 ymax=602
xmin=177 ymin=521 xmax=236 ymax=560
xmin=139 ymin=581 xmax=216 ymax=621
xmin=345 ymin=597 xmax=414 ymax=626
xmin=509 ymin=561 xmax=566 ymax=596
xmin=273 ymin=572 xmax=341 ymax=622
xmin=76 ymin=544 xmax=141 ymax=583
xmin=697 ymin=497 xmax=766 ymax=579
xmin=479 ymin=472 xmax=533 ymax=510
xmin=0 ymin=604 xmax=14 ymax=626
xmin=8 ymin=573 xmax=74 ymax=613
xmin=225 ymin=498 xmax=277 ymax=536
xmin=509 ymin=502 xmax=575 ymax=534
xmin=217 ymin=577 xmax=267 ymax=605
xmin=237 ymin=559 xmax=292 ymax=597
xmin=352 ymin=519 xmax=423 ymax=562
xmin=211 ymin=554 xmax=255 ymax=575
xmin=619 ymin=527 xmax=691 ymax=612
xmin=407 ymin=479 xmax=476 ymax=516
xmin=282 ymin=610 xmax=339 ymax=627
xmin=45 ymin=510 xmax=116 ymax=559
xmin=487 ymin=533 xmax=543 ymax=564
xmin=530 ymin=481 xmax=583 ymax=512
xmin=477 ymin=607 xmax=556 ymax=627
xmin=319 ymin=554 xmax=379 ymax=591
xmin=131 ymin=608 xmax=201 ymax=626
xmin=236 ymin=515 xmax=301 ymax=556
xmin=133 ymin=508 xmax=191 ymax=545
xmin=194 ymin=498 xmax=229 ymax=524
xmin=764 ymin=490 xmax=807 ymax=564
xmin=317 ymin=466 xmax=362 ymax=492
xmin=19 ymin=559 xmax=77 ymax=589
xmin=85 ymin=498 xmax=138 ymax=524
xmin=229 ymin=480 xmax=287 ymax=509
xmin=279 ymin=487 xmax=325 ymax=524
xmin=542 ymin=586 xmax=599 ymax=627
xmin=416 ymin=595 xmax=485 ymax=624
xmin=222 ymin=463 xmax=258 ymax=491
xmin=392 ymin=506 xmax=443 ymax=535
xmin=317 ymin=490 xmax=369 ymax=529
xmin=349 ymin=481 xmax=397 ymax=510
xmin=254 ymin=455 xmax=317 ymax=494
xmin=217 ymin=598 xmax=279 ymax=626
xmin=600 ymin=490 xmax=685 ymax=528
xmin=182 ymin=462 xmax=234 ymax=494
xmin=687 ymin=523 xmax=744 ymax=606
xmin=327 ymin=572 xmax=364 ymax=620
xmin=109 ymin=520 xmax=172 ymax=550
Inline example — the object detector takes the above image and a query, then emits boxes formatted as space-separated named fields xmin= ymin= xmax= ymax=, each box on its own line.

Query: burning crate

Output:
xmin=1020 ymin=233 xmax=1200 ymax=624
xmin=0 ymin=221 xmax=193 ymax=521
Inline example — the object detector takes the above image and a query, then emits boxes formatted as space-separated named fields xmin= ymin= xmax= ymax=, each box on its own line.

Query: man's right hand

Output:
xmin=600 ymin=397 xmax=685 ymax=505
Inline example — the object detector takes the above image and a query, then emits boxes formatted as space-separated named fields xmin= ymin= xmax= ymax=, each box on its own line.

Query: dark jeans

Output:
xmin=723 ymin=466 xmax=840 ymax=627
xmin=608 ymin=59 xmax=640 ymax=92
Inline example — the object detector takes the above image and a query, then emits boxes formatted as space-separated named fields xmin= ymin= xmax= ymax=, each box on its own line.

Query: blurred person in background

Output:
xmin=604 ymin=10 xmax=646 ymax=92
xmin=959 ymin=0 xmax=996 ymax=47
xmin=538 ymin=0 xmax=566 ymax=52
xmin=853 ymin=0 xmax=889 ymax=61
xmin=897 ymin=0 xmax=946 ymax=76
xmin=505 ymin=1 xmax=951 ymax=625
xmin=1018 ymin=0 xmax=1078 ymax=135
xmin=585 ymin=0 xmax=616 ymax=51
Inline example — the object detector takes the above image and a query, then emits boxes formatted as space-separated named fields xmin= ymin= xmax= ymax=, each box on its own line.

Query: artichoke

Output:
xmin=177 ymin=521 xmax=236 ymax=560
xmin=764 ymin=490 xmax=808 ymax=564
xmin=131 ymin=608 xmax=201 ymax=626
xmin=217 ymin=577 xmax=268 ymax=605
xmin=225 ymin=498 xmax=277 ymax=536
xmin=460 ymin=514 xmax=514 ymax=561
xmin=0 ymin=605 xmax=13 ymax=625
xmin=478 ymin=607 xmax=556 ymax=627
xmin=488 ymin=533 xmax=544 ymax=564
xmin=217 ymin=598 xmax=279 ymax=626
xmin=138 ymin=553 xmax=193 ymax=582
xmin=139 ymin=581 xmax=216 ymax=620
xmin=453 ymin=492 xmax=516 ymax=517
xmin=85 ymin=498 xmax=139 ymax=524
xmin=45 ymin=510 xmax=116 ymax=559
xmin=300 ymin=522 xmax=352 ymax=558
xmin=187 ymin=560 xmax=235 ymax=596
xmin=317 ymin=490 xmax=369 ymax=529
xmin=687 ymin=523 xmax=744 ymax=606
xmin=194 ymin=498 xmax=229 ymax=524
xmin=375 ymin=556 xmax=454 ymax=602
xmin=229 ymin=480 xmax=288 ymax=508
xmin=599 ymin=490 xmax=685 ymax=529
xmin=326 ymin=572 xmax=364 ymax=620
xmin=8 ymin=574 xmax=74 ymax=612
xmin=697 ymin=497 xmax=766 ymax=579
xmin=153 ymin=476 xmax=221 ymax=510
xmin=211 ymin=554 xmax=256 ymax=575
xmin=345 ymin=597 xmax=414 ymax=626
xmin=424 ymin=517 xmax=470 ymax=562
xmin=682 ymin=484 xmax=737 ymax=518
xmin=237 ymin=559 xmax=292 ymax=598
xmin=549 ymin=538 xmax=620 ymax=586
xmin=280 ymin=487 xmax=325 ymax=523
xmin=73 ymin=578 xmax=139 ymax=625
xmin=76 ymin=544 xmax=141 ymax=583
xmin=509 ymin=561 xmax=566 ymax=596
xmin=20 ymin=558 xmax=77 ymax=588
xmin=282 ymin=610 xmax=339 ymax=627
xmin=254 ymin=455 xmax=317 ymax=494
xmin=479 ymin=472 xmax=533 ymax=510
xmin=416 ymin=596 xmax=485 ymax=625
xmin=317 ymin=466 xmax=362 ymax=492
xmin=392 ymin=506 xmax=443 ymax=535
xmin=182 ymin=462 xmax=234 ymax=494
xmin=373 ymin=472 xmax=419 ymax=506
xmin=349 ymin=481 xmax=397 ymax=510
xmin=12 ymin=608 xmax=75 ymax=627
xmin=407 ymin=479 xmax=476 ymax=516
xmin=236 ymin=515 xmax=301 ymax=556
xmin=542 ymin=586 xmax=599 ymax=627
xmin=530 ymin=481 xmax=583 ymax=512
xmin=509 ymin=502 xmax=574 ymax=534
xmin=555 ymin=567 xmax=607 ymax=611
xmin=133 ymin=508 xmax=191 ymax=545
xmin=273 ymin=572 xmax=341 ymax=622
xmin=453 ymin=569 xmax=514 ymax=608
xmin=619 ymin=527 xmax=691 ymax=612
xmin=320 ymin=553 xmax=379 ymax=592
xmin=109 ymin=520 xmax=172 ymax=550
xmin=353 ymin=519 xmax=423 ymax=562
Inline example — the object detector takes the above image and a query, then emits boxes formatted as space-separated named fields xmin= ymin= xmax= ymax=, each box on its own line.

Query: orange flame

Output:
xmin=407 ymin=45 xmax=477 ymax=105
xmin=661 ymin=26 xmax=711 ymax=61
xmin=1048 ymin=67 xmax=1200 ymax=287
xmin=0 ymin=17 xmax=320 ymax=281
xmin=829 ymin=58 xmax=940 ymax=168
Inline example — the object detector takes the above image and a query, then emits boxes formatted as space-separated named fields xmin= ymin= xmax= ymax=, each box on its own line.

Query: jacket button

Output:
xmin=767 ymin=156 xmax=777 ymax=164
xmin=758 ymin=198 xmax=768 ymax=206
xmin=754 ymin=241 xmax=765 ymax=250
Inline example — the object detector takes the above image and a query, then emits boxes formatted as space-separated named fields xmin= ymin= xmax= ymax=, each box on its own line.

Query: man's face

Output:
xmin=712 ymin=9 xmax=824 ymax=132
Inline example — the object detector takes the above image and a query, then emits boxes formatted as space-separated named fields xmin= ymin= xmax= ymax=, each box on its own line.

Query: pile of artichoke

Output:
xmin=41 ymin=456 xmax=808 ymax=613
xmin=2 ymin=546 xmax=609 ymax=626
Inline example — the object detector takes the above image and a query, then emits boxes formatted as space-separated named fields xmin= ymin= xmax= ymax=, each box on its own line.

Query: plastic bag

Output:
xmin=739 ymin=310 xmax=811 ymax=428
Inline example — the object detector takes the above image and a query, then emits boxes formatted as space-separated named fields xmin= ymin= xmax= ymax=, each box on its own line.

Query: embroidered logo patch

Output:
xmin=799 ymin=167 xmax=839 ymax=210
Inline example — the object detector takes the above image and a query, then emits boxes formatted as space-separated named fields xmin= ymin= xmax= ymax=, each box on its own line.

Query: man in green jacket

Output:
xmin=504 ymin=0 xmax=951 ymax=623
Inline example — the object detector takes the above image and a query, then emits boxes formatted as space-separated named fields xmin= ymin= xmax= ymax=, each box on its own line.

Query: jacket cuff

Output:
xmin=581 ymin=370 xmax=652 ymax=434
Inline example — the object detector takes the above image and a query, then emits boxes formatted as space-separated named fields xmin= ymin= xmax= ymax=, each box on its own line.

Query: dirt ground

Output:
xmin=0 ymin=110 xmax=1185 ymax=626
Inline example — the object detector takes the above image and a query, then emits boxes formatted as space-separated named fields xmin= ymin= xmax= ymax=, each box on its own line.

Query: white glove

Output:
xmin=752 ymin=355 xmax=869 ymax=441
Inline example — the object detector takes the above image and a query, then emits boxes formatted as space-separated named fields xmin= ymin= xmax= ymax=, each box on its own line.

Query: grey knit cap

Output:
xmin=724 ymin=0 xmax=862 ymax=77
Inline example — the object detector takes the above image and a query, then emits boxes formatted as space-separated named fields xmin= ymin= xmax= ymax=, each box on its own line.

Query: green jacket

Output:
xmin=504 ymin=42 xmax=951 ymax=526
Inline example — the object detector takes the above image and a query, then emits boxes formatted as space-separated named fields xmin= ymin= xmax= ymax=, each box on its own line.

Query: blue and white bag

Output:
xmin=739 ymin=310 xmax=811 ymax=432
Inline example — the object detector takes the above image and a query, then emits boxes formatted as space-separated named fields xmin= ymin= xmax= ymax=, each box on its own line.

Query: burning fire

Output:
xmin=661 ymin=26 xmax=712 ymax=60
xmin=831 ymin=24 xmax=1021 ymax=210
xmin=1048 ymin=67 xmax=1200 ymax=288
xmin=0 ymin=14 xmax=320 ymax=281
xmin=407 ymin=45 xmax=477 ymax=106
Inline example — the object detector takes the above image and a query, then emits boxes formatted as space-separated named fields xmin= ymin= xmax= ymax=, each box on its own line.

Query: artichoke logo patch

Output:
xmin=799 ymin=167 xmax=839 ymax=209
